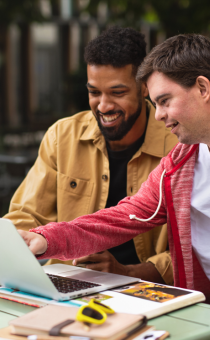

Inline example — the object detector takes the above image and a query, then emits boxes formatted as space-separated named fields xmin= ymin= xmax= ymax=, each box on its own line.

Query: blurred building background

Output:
xmin=0 ymin=0 xmax=210 ymax=216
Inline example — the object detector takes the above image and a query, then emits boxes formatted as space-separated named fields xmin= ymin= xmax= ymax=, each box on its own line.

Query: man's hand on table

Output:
xmin=73 ymin=250 xmax=165 ymax=284
xmin=18 ymin=230 xmax=48 ymax=255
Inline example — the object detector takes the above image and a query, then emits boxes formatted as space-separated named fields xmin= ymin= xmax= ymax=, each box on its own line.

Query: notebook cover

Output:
xmin=10 ymin=305 xmax=145 ymax=339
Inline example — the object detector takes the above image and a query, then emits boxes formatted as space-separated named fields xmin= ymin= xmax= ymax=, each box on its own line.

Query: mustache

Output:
xmin=96 ymin=109 xmax=123 ymax=116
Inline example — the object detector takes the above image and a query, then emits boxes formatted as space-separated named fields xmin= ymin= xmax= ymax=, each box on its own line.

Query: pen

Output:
xmin=28 ymin=335 xmax=91 ymax=340
xmin=0 ymin=295 xmax=41 ymax=308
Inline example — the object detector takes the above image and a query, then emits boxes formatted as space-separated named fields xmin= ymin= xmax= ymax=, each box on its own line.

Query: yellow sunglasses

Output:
xmin=76 ymin=299 xmax=115 ymax=326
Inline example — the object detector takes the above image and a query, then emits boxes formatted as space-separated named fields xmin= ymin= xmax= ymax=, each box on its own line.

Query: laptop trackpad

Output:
xmin=66 ymin=271 xmax=107 ymax=283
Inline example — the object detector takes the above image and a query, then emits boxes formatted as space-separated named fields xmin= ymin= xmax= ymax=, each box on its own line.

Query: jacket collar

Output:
xmin=166 ymin=143 xmax=199 ymax=174
xmin=79 ymin=100 xmax=167 ymax=158
xmin=79 ymin=111 xmax=107 ymax=154
xmin=79 ymin=110 xmax=103 ymax=141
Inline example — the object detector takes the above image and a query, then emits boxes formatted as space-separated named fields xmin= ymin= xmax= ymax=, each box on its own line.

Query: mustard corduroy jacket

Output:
xmin=5 ymin=101 xmax=178 ymax=284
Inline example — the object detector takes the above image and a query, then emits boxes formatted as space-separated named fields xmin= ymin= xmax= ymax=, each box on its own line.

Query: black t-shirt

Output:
xmin=105 ymin=129 xmax=146 ymax=265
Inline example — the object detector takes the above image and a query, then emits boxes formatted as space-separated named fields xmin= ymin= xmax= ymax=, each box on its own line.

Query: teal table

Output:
xmin=1 ymin=300 xmax=210 ymax=340
xmin=0 ymin=298 xmax=36 ymax=329
xmin=148 ymin=303 xmax=210 ymax=340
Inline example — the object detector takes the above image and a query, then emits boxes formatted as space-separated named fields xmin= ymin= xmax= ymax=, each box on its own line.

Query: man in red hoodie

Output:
xmin=19 ymin=34 xmax=210 ymax=301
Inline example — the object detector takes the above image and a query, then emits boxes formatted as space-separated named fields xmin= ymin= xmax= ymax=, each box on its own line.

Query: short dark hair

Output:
xmin=84 ymin=26 xmax=146 ymax=76
xmin=137 ymin=34 xmax=210 ymax=87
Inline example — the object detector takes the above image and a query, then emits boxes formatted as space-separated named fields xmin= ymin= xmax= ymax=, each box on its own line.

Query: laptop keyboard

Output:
xmin=47 ymin=273 xmax=101 ymax=294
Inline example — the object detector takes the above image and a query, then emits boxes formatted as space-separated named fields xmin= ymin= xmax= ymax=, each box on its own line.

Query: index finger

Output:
xmin=73 ymin=252 xmax=105 ymax=266
xmin=73 ymin=255 xmax=92 ymax=266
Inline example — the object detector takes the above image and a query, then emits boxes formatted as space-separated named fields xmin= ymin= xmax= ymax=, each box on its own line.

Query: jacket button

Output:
xmin=70 ymin=181 xmax=77 ymax=188
xmin=102 ymin=174 xmax=108 ymax=181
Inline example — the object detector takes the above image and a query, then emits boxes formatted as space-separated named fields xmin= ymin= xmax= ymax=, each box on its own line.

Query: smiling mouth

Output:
xmin=100 ymin=112 xmax=121 ymax=123
xmin=166 ymin=122 xmax=178 ymax=129
xmin=171 ymin=122 xmax=178 ymax=129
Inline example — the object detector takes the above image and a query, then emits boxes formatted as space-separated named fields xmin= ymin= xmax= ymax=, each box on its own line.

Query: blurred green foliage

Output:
xmin=1 ymin=0 xmax=210 ymax=35
xmin=86 ymin=0 xmax=210 ymax=37
xmin=151 ymin=0 xmax=210 ymax=37
xmin=0 ymin=0 xmax=45 ymax=25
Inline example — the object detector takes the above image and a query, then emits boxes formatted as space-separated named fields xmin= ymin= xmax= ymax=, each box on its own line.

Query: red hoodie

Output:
xmin=31 ymin=143 xmax=210 ymax=300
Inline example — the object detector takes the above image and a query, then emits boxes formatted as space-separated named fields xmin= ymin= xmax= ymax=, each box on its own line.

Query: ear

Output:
xmin=196 ymin=76 xmax=210 ymax=102
xmin=141 ymin=82 xmax=149 ymax=97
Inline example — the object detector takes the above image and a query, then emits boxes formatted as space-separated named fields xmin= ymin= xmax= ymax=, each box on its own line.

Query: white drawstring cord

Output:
xmin=129 ymin=169 xmax=166 ymax=222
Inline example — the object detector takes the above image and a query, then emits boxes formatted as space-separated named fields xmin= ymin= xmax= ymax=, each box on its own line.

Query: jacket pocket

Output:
xmin=57 ymin=172 xmax=94 ymax=196
xmin=57 ymin=172 xmax=94 ymax=220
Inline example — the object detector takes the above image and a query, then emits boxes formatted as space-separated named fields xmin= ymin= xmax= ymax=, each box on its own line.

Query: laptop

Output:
xmin=0 ymin=219 xmax=138 ymax=301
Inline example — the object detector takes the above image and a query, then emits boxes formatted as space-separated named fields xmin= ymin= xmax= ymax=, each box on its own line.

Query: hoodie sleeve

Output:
xmin=30 ymin=159 xmax=168 ymax=261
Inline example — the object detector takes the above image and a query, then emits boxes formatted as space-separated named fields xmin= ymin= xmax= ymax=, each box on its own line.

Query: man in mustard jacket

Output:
xmin=4 ymin=27 xmax=177 ymax=284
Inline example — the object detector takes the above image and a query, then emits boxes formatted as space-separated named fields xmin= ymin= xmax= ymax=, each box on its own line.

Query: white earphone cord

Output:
xmin=129 ymin=169 xmax=166 ymax=222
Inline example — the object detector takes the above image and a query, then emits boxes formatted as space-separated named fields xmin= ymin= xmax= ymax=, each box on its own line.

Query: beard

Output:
xmin=94 ymin=101 xmax=143 ymax=142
